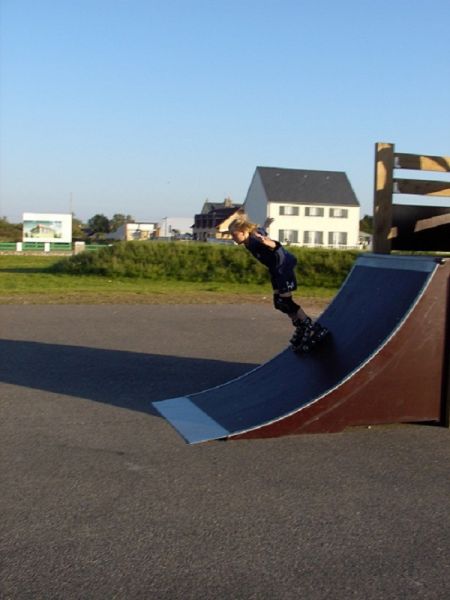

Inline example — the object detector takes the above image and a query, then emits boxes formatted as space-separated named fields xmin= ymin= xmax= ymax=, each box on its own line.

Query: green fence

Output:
xmin=84 ymin=244 xmax=109 ymax=252
xmin=0 ymin=242 xmax=107 ymax=253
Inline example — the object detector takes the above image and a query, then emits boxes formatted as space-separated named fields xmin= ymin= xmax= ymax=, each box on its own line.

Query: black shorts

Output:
xmin=270 ymin=254 xmax=298 ymax=294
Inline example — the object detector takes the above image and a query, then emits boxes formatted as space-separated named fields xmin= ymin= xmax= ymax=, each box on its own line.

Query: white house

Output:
xmin=108 ymin=222 xmax=157 ymax=241
xmin=244 ymin=166 xmax=360 ymax=248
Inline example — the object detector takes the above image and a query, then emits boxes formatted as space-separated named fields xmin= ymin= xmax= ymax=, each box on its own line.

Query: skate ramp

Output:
xmin=153 ymin=255 xmax=449 ymax=444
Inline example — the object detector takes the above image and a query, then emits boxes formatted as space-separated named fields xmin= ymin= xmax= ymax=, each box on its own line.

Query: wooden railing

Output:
xmin=373 ymin=142 xmax=450 ymax=253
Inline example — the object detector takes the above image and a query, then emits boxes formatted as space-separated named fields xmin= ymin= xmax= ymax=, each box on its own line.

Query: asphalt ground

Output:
xmin=1 ymin=304 xmax=449 ymax=600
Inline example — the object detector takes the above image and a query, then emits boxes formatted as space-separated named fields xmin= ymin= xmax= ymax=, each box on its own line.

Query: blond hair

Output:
xmin=228 ymin=215 xmax=258 ymax=235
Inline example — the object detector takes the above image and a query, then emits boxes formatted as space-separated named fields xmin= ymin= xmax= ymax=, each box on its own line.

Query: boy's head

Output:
xmin=228 ymin=217 xmax=256 ymax=244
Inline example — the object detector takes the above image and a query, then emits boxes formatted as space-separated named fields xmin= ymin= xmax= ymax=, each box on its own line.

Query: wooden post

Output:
xmin=373 ymin=142 xmax=395 ymax=254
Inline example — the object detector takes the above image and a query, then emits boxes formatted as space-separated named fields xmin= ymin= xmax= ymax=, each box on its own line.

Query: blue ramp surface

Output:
xmin=153 ymin=255 xmax=439 ymax=443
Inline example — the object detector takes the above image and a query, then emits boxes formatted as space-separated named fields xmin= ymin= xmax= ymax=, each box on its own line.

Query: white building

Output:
xmin=108 ymin=222 xmax=157 ymax=241
xmin=108 ymin=218 xmax=193 ymax=241
xmin=244 ymin=167 xmax=360 ymax=248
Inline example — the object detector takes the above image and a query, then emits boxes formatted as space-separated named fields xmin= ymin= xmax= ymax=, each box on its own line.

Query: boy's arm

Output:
xmin=257 ymin=217 xmax=277 ymax=248
xmin=262 ymin=217 xmax=274 ymax=230
xmin=253 ymin=227 xmax=277 ymax=249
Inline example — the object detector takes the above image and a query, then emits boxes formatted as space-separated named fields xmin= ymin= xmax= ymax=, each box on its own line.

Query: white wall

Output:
xmin=108 ymin=222 xmax=156 ymax=241
xmin=268 ymin=203 xmax=360 ymax=247
xmin=126 ymin=223 xmax=156 ymax=241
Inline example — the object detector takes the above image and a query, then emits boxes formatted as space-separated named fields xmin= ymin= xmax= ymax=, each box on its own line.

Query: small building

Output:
xmin=244 ymin=167 xmax=360 ymax=248
xmin=193 ymin=198 xmax=243 ymax=241
xmin=108 ymin=222 xmax=157 ymax=241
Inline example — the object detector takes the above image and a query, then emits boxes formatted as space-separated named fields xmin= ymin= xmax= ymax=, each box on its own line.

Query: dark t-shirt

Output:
xmin=245 ymin=228 xmax=294 ymax=273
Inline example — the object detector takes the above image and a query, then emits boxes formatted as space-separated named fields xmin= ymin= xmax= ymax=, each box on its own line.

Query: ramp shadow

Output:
xmin=0 ymin=339 xmax=257 ymax=416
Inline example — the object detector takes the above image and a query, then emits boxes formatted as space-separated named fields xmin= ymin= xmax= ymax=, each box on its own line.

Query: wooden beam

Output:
xmin=414 ymin=214 xmax=450 ymax=232
xmin=373 ymin=142 xmax=395 ymax=254
xmin=395 ymin=153 xmax=450 ymax=172
xmin=394 ymin=178 xmax=450 ymax=197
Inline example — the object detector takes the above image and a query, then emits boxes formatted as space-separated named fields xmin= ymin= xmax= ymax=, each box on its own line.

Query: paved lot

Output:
xmin=1 ymin=304 xmax=449 ymax=599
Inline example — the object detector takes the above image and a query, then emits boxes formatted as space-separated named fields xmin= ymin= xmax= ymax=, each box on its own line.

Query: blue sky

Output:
xmin=1 ymin=0 xmax=449 ymax=223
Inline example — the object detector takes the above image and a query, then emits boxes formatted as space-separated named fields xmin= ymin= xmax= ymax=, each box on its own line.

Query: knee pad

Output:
xmin=273 ymin=294 xmax=300 ymax=315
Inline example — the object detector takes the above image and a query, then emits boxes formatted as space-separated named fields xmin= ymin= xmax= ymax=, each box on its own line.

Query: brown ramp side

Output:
xmin=153 ymin=255 xmax=449 ymax=444
xmin=235 ymin=257 xmax=449 ymax=439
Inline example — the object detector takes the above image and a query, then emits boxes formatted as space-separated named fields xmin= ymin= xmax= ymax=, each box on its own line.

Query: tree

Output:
xmin=0 ymin=217 xmax=22 ymax=242
xmin=72 ymin=216 xmax=86 ymax=240
xmin=359 ymin=215 xmax=374 ymax=234
xmin=109 ymin=213 xmax=134 ymax=232
xmin=88 ymin=214 xmax=110 ymax=234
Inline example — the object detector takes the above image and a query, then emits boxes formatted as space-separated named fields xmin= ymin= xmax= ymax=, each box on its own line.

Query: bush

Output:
xmin=0 ymin=218 xmax=22 ymax=242
xmin=49 ymin=242 xmax=360 ymax=288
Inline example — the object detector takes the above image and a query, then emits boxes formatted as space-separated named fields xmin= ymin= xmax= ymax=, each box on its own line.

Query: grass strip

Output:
xmin=0 ymin=254 xmax=336 ymax=305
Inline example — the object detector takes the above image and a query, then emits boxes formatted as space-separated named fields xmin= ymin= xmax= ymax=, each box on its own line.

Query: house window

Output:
xmin=329 ymin=208 xmax=348 ymax=218
xmin=279 ymin=205 xmax=299 ymax=216
xmin=279 ymin=230 xmax=298 ymax=244
xmin=305 ymin=207 xmax=324 ymax=217
xmin=328 ymin=232 xmax=348 ymax=246
xmin=303 ymin=231 xmax=323 ymax=245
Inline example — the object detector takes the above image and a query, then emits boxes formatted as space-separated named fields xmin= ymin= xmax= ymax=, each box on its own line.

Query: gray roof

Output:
xmin=202 ymin=202 xmax=242 ymax=213
xmin=256 ymin=166 xmax=360 ymax=207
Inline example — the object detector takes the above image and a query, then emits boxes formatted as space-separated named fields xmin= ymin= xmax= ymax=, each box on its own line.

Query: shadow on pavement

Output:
xmin=0 ymin=339 xmax=257 ymax=416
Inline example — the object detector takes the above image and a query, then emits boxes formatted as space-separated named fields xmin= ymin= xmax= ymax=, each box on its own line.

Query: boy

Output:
xmin=228 ymin=215 xmax=328 ymax=351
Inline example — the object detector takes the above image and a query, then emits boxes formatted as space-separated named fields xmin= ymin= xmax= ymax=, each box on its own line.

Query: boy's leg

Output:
xmin=273 ymin=290 xmax=329 ymax=349
xmin=271 ymin=267 xmax=307 ymax=323
xmin=272 ymin=268 xmax=317 ymax=336
xmin=279 ymin=292 xmax=308 ymax=323
xmin=272 ymin=274 xmax=329 ymax=350
xmin=273 ymin=291 xmax=308 ymax=324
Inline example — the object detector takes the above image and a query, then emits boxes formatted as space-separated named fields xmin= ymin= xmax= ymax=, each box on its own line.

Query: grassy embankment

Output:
xmin=0 ymin=242 xmax=360 ymax=305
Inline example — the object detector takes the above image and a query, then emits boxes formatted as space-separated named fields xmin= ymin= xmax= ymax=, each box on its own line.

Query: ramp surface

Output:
xmin=153 ymin=255 xmax=448 ymax=443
